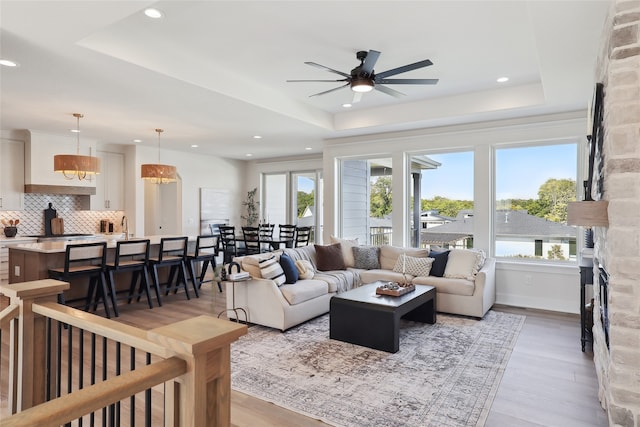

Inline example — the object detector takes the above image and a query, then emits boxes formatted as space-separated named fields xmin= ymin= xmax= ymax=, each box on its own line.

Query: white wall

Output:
xmin=134 ymin=144 xmax=246 ymax=237
xmin=323 ymin=112 xmax=586 ymax=314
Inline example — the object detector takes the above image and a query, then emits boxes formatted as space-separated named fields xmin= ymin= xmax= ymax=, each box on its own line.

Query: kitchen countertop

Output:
xmin=7 ymin=235 xmax=197 ymax=254
xmin=0 ymin=236 xmax=38 ymax=244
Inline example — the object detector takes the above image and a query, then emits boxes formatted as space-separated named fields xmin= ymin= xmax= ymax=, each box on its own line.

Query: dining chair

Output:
xmin=105 ymin=239 xmax=153 ymax=310
xmin=294 ymin=226 xmax=312 ymax=247
xmin=187 ymin=235 xmax=221 ymax=292
xmin=48 ymin=241 xmax=114 ymax=318
xmin=258 ymin=223 xmax=275 ymax=252
xmin=219 ymin=225 xmax=244 ymax=263
xmin=278 ymin=224 xmax=296 ymax=248
xmin=242 ymin=226 xmax=261 ymax=255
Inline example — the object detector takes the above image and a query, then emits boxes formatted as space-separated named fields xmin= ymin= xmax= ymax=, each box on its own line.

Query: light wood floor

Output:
xmin=3 ymin=278 xmax=609 ymax=426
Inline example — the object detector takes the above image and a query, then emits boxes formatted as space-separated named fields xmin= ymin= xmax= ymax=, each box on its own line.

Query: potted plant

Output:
xmin=241 ymin=188 xmax=260 ymax=227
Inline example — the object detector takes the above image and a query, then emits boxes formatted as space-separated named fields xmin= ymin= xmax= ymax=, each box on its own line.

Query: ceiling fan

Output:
xmin=287 ymin=49 xmax=438 ymax=103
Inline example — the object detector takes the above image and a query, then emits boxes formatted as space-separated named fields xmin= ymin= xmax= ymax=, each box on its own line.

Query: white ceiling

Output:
xmin=0 ymin=1 xmax=609 ymax=160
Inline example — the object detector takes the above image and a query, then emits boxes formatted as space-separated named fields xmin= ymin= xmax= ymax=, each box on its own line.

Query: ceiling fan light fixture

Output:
xmin=351 ymin=78 xmax=374 ymax=93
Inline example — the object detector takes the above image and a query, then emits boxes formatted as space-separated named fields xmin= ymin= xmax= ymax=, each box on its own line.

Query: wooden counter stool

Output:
xmin=187 ymin=235 xmax=221 ymax=292
xmin=148 ymin=236 xmax=192 ymax=305
xmin=48 ymin=241 xmax=114 ymax=318
xmin=105 ymin=239 xmax=153 ymax=310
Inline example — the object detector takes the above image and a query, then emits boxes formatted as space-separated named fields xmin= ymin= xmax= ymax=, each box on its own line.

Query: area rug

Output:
xmin=231 ymin=310 xmax=525 ymax=427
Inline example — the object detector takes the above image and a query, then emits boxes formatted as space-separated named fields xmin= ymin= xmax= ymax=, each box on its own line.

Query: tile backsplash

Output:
xmin=1 ymin=194 xmax=124 ymax=235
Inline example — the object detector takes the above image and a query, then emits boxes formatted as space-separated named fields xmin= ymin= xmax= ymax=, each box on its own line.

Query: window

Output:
xmin=409 ymin=151 xmax=474 ymax=248
xmin=340 ymin=158 xmax=392 ymax=245
xmin=263 ymin=171 xmax=323 ymax=244
xmin=494 ymin=143 xmax=577 ymax=261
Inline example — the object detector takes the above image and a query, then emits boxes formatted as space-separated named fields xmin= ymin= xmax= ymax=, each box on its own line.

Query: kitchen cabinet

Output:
xmin=91 ymin=151 xmax=124 ymax=211
xmin=0 ymin=139 xmax=25 ymax=210
xmin=1 ymin=237 xmax=37 ymax=284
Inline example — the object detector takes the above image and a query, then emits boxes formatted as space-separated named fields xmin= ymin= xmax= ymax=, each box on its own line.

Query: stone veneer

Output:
xmin=0 ymin=193 xmax=124 ymax=236
xmin=593 ymin=1 xmax=640 ymax=426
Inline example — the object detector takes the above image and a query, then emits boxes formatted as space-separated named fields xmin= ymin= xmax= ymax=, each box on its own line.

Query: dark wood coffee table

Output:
xmin=330 ymin=282 xmax=436 ymax=353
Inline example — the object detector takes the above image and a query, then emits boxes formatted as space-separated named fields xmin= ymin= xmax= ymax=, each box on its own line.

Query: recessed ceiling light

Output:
xmin=253 ymin=135 xmax=262 ymax=139
xmin=0 ymin=59 xmax=18 ymax=67
xmin=496 ymin=76 xmax=509 ymax=83
xmin=133 ymin=139 xmax=142 ymax=143
xmin=342 ymin=103 xmax=352 ymax=108
xmin=144 ymin=8 xmax=164 ymax=19
xmin=191 ymin=144 xmax=199 ymax=148
xmin=70 ymin=129 xmax=80 ymax=133
xmin=246 ymin=153 xmax=253 ymax=157
xmin=305 ymin=147 xmax=312 ymax=151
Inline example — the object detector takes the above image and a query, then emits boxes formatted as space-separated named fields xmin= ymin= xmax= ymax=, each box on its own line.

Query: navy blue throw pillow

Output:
xmin=429 ymin=250 xmax=450 ymax=277
xmin=279 ymin=253 xmax=299 ymax=284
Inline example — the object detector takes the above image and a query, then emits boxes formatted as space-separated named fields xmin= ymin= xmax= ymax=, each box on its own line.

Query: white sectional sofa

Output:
xmin=228 ymin=242 xmax=495 ymax=331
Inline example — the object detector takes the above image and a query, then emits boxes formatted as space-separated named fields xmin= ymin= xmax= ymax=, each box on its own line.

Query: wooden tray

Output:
xmin=376 ymin=283 xmax=415 ymax=296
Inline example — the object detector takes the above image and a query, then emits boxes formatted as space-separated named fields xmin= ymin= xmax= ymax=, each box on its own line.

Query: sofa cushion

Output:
xmin=330 ymin=236 xmax=358 ymax=267
xmin=444 ymin=249 xmax=486 ymax=280
xmin=295 ymin=259 xmax=315 ymax=280
xmin=428 ymin=249 xmax=450 ymax=277
xmin=315 ymin=243 xmax=346 ymax=271
xmin=352 ymin=246 xmax=380 ymax=269
xmin=379 ymin=245 xmax=429 ymax=270
xmin=279 ymin=253 xmax=299 ymax=284
xmin=412 ymin=275 xmax=475 ymax=296
xmin=393 ymin=254 xmax=434 ymax=277
xmin=259 ymin=255 xmax=286 ymax=286
xmin=359 ymin=269 xmax=412 ymax=285
xmin=280 ymin=280 xmax=329 ymax=305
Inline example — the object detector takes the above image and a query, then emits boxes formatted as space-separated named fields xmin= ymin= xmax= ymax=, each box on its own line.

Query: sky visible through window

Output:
xmin=421 ymin=144 xmax=577 ymax=201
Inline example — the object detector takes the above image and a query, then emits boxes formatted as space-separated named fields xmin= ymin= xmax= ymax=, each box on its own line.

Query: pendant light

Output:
xmin=53 ymin=113 xmax=100 ymax=180
xmin=141 ymin=128 xmax=177 ymax=184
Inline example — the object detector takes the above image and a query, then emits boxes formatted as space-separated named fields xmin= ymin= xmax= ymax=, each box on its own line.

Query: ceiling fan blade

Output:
xmin=376 ymin=78 xmax=439 ymax=85
xmin=287 ymin=79 xmax=349 ymax=83
xmin=375 ymin=84 xmax=406 ymax=98
xmin=360 ymin=50 xmax=381 ymax=75
xmin=352 ymin=92 xmax=363 ymax=104
xmin=309 ymin=83 xmax=350 ymax=97
xmin=305 ymin=62 xmax=351 ymax=78
xmin=376 ymin=59 xmax=433 ymax=79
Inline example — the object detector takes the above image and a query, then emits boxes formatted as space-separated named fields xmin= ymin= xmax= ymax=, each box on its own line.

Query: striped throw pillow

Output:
xmin=259 ymin=255 xmax=286 ymax=286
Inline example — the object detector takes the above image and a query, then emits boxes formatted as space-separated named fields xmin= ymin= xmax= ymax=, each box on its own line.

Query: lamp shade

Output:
xmin=54 ymin=154 xmax=101 ymax=178
xmin=141 ymin=163 xmax=177 ymax=183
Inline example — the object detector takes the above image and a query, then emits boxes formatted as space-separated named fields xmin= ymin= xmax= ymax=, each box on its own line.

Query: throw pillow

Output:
xmin=393 ymin=254 xmax=434 ymax=277
xmin=259 ymin=255 xmax=286 ymax=286
xmin=352 ymin=246 xmax=380 ymax=270
xmin=330 ymin=236 xmax=358 ymax=267
xmin=444 ymin=249 xmax=486 ymax=280
xmin=295 ymin=259 xmax=315 ymax=280
xmin=279 ymin=253 xmax=299 ymax=284
xmin=314 ymin=243 xmax=346 ymax=271
xmin=428 ymin=249 xmax=450 ymax=277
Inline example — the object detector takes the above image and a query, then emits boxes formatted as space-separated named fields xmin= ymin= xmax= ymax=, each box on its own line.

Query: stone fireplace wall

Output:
xmin=593 ymin=1 xmax=640 ymax=426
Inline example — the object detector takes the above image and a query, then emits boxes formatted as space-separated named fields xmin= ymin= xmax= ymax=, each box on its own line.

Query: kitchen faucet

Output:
xmin=121 ymin=216 xmax=129 ymax=240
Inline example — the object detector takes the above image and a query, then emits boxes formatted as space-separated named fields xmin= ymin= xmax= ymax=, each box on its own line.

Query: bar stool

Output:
xmin=48 ymin=241 xmax=114 ymax=318
xmin=148 ymin=237 xmax=193 ymax=304
xmin=105 ymin=239 xmax=153 ymax=310
xmin=187 ymin=235 xmax=221 ymax=292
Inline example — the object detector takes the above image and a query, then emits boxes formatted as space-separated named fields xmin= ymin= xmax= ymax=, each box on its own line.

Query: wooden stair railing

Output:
xmin=0 ymin=279 xmax=247 ymax=426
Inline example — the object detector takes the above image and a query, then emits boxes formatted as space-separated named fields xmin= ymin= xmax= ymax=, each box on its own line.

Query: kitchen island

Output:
xmin=7 ymin=235 xmax=198 ymax=305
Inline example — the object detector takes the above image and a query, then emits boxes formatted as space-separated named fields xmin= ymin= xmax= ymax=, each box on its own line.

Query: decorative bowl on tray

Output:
xmin=375 ymin=282 xmax=416 ymax=296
